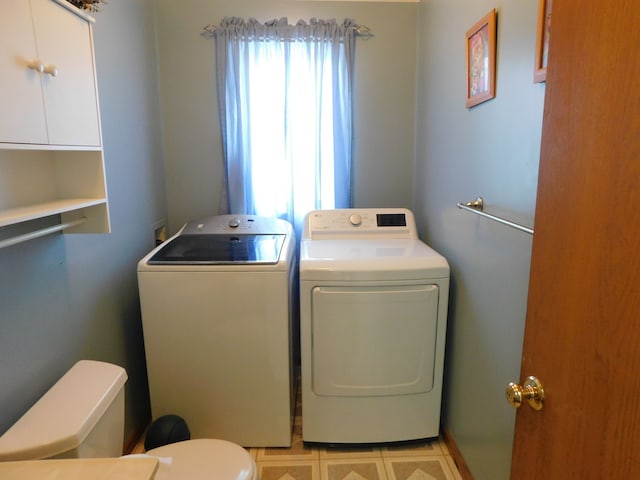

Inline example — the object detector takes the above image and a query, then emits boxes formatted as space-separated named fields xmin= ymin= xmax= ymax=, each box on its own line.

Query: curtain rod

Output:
xmin=201 ymin=22 xmax=372 ymax=38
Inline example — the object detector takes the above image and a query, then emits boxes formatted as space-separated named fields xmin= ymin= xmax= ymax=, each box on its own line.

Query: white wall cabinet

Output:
xmin=0 ymin=0 xmax=109 ymax=237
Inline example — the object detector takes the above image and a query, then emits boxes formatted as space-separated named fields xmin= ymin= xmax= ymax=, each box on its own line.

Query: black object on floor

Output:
xmin=144 ymin=414 xmax=191 ymax=451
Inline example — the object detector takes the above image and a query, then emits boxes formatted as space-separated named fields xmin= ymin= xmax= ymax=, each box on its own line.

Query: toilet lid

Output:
xmin=145 ymin=439 xmax=256 ymax=480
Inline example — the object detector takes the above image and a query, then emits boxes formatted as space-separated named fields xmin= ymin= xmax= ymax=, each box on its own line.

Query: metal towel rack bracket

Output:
xmin=457 ymin=197 xmax=534 ymax=235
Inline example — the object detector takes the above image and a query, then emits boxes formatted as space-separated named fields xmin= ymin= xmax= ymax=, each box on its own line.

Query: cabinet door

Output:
xmin=31 ymin=0 xmax=101 ymax=146
xmin=0 ymin=0 xmax=48 ymax=144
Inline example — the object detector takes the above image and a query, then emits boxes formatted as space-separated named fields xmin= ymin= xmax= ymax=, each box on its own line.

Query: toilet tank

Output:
xmin=0 ymin=360 xmax=128 ymax=461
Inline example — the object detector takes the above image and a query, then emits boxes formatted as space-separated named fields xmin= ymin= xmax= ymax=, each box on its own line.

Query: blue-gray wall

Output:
xmin=415 ymin=1 xmax=544 ymax=478
xmin=0 ymin=0 xmax=165 ymax=445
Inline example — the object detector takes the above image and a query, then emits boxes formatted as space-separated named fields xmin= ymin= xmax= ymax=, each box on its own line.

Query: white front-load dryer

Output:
xmin=137 ymin=215 xmax=296 ymax=447
xmin=299 ymin=208 xmax=449 ymax=444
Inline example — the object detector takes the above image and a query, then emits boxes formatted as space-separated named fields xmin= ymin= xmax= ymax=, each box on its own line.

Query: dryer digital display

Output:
xmin=376 ymin=213 xmax=407 ymax=227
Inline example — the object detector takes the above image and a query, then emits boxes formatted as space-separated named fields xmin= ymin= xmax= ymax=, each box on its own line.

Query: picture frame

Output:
xmin=465 ymin=9 xmax=497 ymax=108
xmin=534 ymin=0 xmax=552 ymax=83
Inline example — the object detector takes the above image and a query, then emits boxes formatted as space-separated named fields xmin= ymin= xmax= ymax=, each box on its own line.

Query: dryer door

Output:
xmin=311 ymin=284 xmax=439 ymax=397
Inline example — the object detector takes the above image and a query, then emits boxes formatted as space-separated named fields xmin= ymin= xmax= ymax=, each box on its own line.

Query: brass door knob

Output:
xmin=506 ymin=376 xmax=544 ymax=410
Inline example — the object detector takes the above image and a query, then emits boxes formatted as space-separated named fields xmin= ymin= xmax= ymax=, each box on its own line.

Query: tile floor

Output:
xmin=249 ymin=390 xmax=463 ymax=480
xmin=135 ymin=385 xmax=463 ymax=480
xmin=251 ymin=428 xmax=463 ymax=480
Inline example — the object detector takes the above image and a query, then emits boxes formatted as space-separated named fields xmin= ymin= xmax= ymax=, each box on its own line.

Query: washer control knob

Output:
xmin=349 ymin=214 xmax=362 ymax=226
xmin=229 ymin=218 xmax=241 ymax=228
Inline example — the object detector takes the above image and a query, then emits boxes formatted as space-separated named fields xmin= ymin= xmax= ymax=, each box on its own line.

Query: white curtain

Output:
xmin=214 ymin=17 xmax=356 ymax=234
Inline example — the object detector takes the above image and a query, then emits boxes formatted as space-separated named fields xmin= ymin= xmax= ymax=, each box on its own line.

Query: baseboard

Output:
xmin=123 ymin=417 xmax=151 ymax=455
xmin=442 ymin=427 xmax=474 ymax=480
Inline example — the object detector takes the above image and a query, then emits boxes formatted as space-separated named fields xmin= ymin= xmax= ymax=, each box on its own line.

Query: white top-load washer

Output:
xmin=300 ymin=208 xmax=449 ymax=444
xmin=137 ymin=214 xmax=296 ymax=447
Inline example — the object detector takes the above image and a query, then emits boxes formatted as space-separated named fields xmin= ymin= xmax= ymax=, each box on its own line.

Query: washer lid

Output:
xmin=145 ymin=439 xmax=256 ymax=480
xmin=147 ymin=234 xmax=285 ymax=265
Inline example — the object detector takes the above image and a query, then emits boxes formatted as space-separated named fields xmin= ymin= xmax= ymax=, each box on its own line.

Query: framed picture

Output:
xmin=534 ymin=0 xmax=552 ymax=83
xmin=465 ymin=9 xmax=497 ymax=108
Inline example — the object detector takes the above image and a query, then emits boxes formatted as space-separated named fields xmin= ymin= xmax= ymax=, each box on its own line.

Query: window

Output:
xmin=214 ymin=18 xmax=356 ymax=233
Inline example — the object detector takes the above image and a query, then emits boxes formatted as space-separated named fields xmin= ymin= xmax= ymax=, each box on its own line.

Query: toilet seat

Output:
xmin=144 ymin=439 xmax=257 ymax=480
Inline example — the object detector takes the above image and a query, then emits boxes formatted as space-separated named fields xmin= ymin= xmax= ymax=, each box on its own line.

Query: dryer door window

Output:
xmin=311 ymin=284 xmax=439 ymax=397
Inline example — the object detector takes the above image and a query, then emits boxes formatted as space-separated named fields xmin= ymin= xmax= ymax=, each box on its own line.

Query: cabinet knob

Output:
xmin=27 ymin=60 xmax=44 ymax=73
xmin=43 ymin=64 xmax=58 ymax=77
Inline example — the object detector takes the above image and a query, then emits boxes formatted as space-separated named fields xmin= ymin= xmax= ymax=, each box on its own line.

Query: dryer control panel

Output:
xmin=303 ymin=208 xmax=418 ymax=240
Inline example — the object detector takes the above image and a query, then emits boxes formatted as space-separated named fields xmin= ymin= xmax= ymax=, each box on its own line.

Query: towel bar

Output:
xmin=457 ymin=197 xmax=534 ymax=235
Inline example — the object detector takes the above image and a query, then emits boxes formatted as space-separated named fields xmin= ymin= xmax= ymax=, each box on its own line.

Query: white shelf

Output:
xmin=0 ymin=148 xmax=110 ymax=233
xmin=0 ymin=143 xmax=102 ymax=152
xmin=0 ymin=198 xmax=106 ymax=227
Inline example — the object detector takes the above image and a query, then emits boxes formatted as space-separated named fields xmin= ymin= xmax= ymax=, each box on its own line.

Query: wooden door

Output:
xmin=510 ymin=0 xmax=640 ymax=478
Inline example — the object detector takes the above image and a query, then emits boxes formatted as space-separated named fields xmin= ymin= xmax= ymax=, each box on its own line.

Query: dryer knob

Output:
xmin=349 ymin=214 xmax=362 ymax=226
